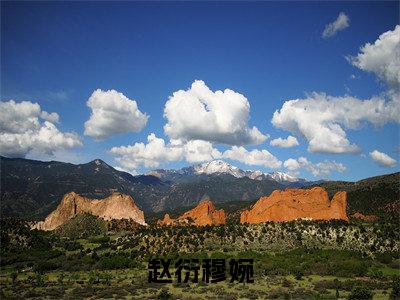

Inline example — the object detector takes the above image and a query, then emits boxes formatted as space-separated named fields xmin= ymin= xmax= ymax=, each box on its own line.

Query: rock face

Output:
xmin=240 ymin=187 xmax=348 ymax=224
xmin=157 ymin=199 xmax=226 ymax=226
xmin=34 ymin=192 xmax=146 ymax=230
xmin=156 ymin=213 xmax=175 ymax=226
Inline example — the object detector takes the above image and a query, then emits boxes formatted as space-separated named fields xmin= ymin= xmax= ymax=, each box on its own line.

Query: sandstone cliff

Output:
xmin=240 ymin=187 xmax=348 ymax=224
xmin=157 ymin=199 xmax=226 ymax=226
xmin=33 ymin=192 xmax=146 ymax=230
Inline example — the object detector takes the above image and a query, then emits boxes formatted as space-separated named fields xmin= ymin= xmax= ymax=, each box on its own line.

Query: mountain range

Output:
xmin=1 ymin=156 xmax=399 ymax=220
xmin=148 ymin=160 xmax=304 ymax=183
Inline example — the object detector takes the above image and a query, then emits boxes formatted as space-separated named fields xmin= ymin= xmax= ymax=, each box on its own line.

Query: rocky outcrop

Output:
xmin=352 ymin=212 xmax=378 ymax=222
xmin=240 ymin=187 xmax=348 ymax=224
xmin=157 ymin=199 xmax=226 ymax=226
xmin=33 ymin=192 xmax=146 ymax=230
xmin=156 ymin=213 xmax=175 ymax=226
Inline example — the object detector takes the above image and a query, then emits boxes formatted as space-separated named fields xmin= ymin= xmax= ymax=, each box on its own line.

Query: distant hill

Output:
xmin=1 ymin=156 xmax=285 ymax=219
xmin=2 ymin=156 xmax=398 ymax=220
xmin=312 ymin=172 xmax=400 ymax=216
xmin=0 ymin=156 xmax=168 ymax=219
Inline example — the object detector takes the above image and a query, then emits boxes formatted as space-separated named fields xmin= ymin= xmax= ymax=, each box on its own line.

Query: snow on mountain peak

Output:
xmin=148 ymin=160 xmax=303 ymax=183
xmin=266 ymin=171 xmax=298 ymax=182
xmin=193 ymin=160 xmax=301 ymax=182
xmin=194 ymin=160 xmax=245 ymax=178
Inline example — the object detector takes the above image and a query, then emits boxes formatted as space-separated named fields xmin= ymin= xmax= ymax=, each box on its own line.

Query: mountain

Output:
xmin=312 ymin=172 xmax=400 ymax=216
xmin=2 ymin=156 xmax=398 ymax=220
xmin=194 ymin=160 xmax=247 ymax=178
xmin=0 ymin=156 xmax=168 ymax=219
xmin=149 ymin=160 xmax=305 ymax=183
xmin=240 ymin=187 xmax=348 ymax=223
xmin=33 ymin=192 xmax=146 ymax=231
xmin=0 ymin=156 xmax=284 ymax=219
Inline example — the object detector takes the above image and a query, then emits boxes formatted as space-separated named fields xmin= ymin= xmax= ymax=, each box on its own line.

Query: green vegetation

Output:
xmin=316 ymin=172 xmax=400 ymax=217
xmin=55 ymin=213 xmax=108 ymax=239
xmin=1 ymin=215 xmax=399 ymax=299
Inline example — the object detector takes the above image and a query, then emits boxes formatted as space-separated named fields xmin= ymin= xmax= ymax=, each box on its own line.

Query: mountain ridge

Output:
xmin=148 ymin=159 xmax=304 ymax=183
xmin=1 ymin=156 xmax=398 ymax=220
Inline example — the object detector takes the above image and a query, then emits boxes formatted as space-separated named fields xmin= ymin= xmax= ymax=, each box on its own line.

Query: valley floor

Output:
xmin=0 ymin=218 xmax=399 ymax=299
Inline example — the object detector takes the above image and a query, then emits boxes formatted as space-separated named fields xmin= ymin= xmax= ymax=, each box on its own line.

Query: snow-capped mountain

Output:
xmin=149 ymin=160 xmax=305 ymax=184
xmin=193 ymin=160 xmax=302 ymax=183
xmin=265 ymin=171 xmax=300 ymax=183
xmin=193 ymin=160 xmax=246 ymax=178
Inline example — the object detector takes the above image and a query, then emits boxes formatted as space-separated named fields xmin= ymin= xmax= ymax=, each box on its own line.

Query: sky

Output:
xmin=1 ymin=1 xmax=399 ymax=181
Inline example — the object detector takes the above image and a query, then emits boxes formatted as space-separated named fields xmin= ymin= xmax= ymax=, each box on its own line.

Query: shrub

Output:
xmin=63 ymin=240 xmax=83 ymax=251
xmin=157 ymin=288 xmax=172 ymax=299
xmin=348 ymin=285 xmax=373 ymax=300
xmin=98 ymin=254 xmax=137 ymax=269
xmin=34 ymin=260 xmax=58 ymax=274
xmin=390 ymin=277 xmax=400 ymax=300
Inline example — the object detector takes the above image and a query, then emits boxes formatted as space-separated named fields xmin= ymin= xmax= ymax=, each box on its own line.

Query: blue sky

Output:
xmin=1 ymin=1 xmax=399 ymax=181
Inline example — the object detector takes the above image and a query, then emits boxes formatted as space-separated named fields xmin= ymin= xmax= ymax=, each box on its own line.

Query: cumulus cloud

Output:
xmin=369 ymin=150 xmax=397 ymax=167
xmin=109 ymin=134 xmax=221 ymax=172
xmin=271 ymin=92 xmax=399 ymax=154
xmin=349 ymin=25 xmax=400 ymax=89
xmin=182 ymin=139 xmax=222 ymax=163
xmin=270 ymin=135 xmax=299 ymax=148
xmin=163 ymin=80 xmax=267 ymax=146
xmin=0 ymin=100 xmax=82 ymax=158
xmin=322 ymin=12 xmax=350 ymax=38
xmin=223 ymin=146 xmax=282 ymax=169
xmin=109 ymin=133 xmax=183 ymax=170
xmin=40 ymin=111 xmax=59 ymax=123
xmin=84 ymin=89 xmax=148 ymax=139
xmin=284 ymin=157 xmax=346 ymax=177
xmin=283 ymin=158 xmax=300 ymax=171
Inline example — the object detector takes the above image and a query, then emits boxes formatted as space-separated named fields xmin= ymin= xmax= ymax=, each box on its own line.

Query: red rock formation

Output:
xmin=352 ymin=212 xmax=378 ymax=222
xmin=33 ymin=192 xmax=146 ymax=230
xmin=240 ymin=187 xmax=348 ymax=224
xmin=156 ymin=213 xmax=175 ymax=226
xmin=157 ymin=199 xmax=226 ymax=226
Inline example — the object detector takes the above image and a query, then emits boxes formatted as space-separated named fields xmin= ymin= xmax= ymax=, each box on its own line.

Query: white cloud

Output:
xmin=0 ymin=100 xmax=42 ymax=134
xmin=283 ymin=158 xmax=300 ymax=171
xmin=109 ymin=133 xmax=221 ymax=172
xmin=284 ymin=157 xmax=346 ymax=177
xmin=322 ymin=12 xmax=350 ymax=38
xmin=369 ymin=150 xmax=397 ymax=167
xmin=114 ymin=166 xmax=138 ymax=176
xmin=163 ymin=80 xmax=267 ymax=146
xmin=349 ymin=25 xmax=400 ymax=89
xmin=40 ymin=111 xmax=59 ymax=123
xmin=223 ymin=146 xmax=282 ymax=169
xmin=109 ymin=133 xmax=183 ymax=170
xmin=183 ymin=139 xmax=222 ymax=163
xmin=270 ymin=135 xmax=299 ymax=148
xmin=0 ymin=100 xmax=82 ymax=158
xmin=271 ymin=92 xmax=399 ymax=154
xmin=84 ymin=89 xmax=148 ymax=139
